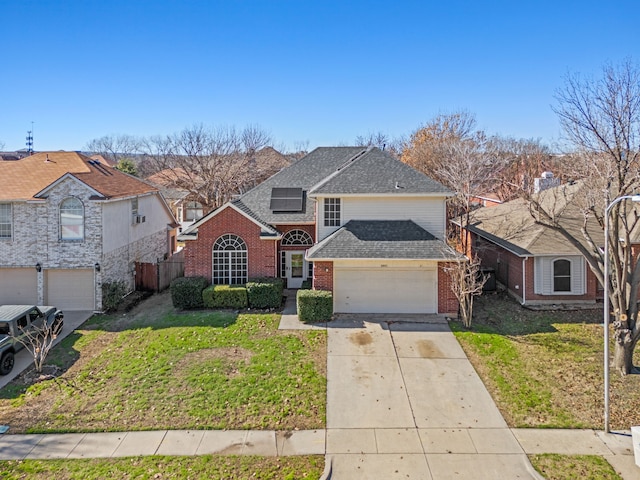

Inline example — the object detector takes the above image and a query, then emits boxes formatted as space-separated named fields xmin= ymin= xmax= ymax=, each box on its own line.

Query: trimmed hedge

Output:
xmin=170 ymin=276 xmax=208 ymax=309
xmin=203 ymin=285 xmax=248 ymax=309
xmin=246 ymin=277 xmax=284 ymax=309
xmin=297 ymin=289 xmax=333 ymax=322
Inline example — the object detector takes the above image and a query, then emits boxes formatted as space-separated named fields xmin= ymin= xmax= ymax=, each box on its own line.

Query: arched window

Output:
xmin=212 ymin=234 xmax=247 ymax=285
xmin=60 ymin=197 xmax=84 ymax=241
xmin=281 ymin=229 xmax=313 ymax=246
xmin=553 ymin=259 xmax=571 ymax=292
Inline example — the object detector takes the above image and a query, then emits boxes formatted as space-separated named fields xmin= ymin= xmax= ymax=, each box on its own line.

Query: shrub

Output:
xmin=170 ymin=276 xmax=208 ymax=309
xmin=297 ymin=289 xmax=333 ymax=322
xmin=203 ymin=285 xmax=248 ymax=309
xmin=246 ymin=277 xmax=284 ymax=309
xmin=300 ymin=279 xmax=312 ymax=290
xmin=101 ymin=281 xmax=128 ymax=312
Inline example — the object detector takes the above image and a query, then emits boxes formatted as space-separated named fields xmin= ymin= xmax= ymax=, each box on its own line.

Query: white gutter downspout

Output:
xmin=522 ymin=257 xmax=529 ymax=305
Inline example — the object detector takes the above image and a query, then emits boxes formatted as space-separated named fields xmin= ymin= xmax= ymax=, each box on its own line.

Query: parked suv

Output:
xmin=0 ymin=305 xmax=64 ymax=375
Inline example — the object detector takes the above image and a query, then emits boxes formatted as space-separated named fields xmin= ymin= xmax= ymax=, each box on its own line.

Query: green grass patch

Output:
xmin=451 ymin=293 xmax=640 ymax=429
xmin=528 ymin=454 xmax=621 ymax=480
xmin=0 ymin=455 xmax=324 ymax=480
xmin=0 ymin=294 xmax=326 ymax=433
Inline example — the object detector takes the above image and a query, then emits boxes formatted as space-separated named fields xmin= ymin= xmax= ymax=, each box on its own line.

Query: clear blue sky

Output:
xmin=1 ymin=0 xmax=639 ymax=152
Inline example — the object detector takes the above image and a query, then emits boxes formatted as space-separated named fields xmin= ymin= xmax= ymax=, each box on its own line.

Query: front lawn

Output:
xmin=528 ymin=454 xmax=622 ymax=480
xmin=0 ymin=455 xmax=324 ymax=480
xmin=451 ymin=292 xmax=640 ymax=430
xmin=0 ymin=292 xmax=326 ymax=433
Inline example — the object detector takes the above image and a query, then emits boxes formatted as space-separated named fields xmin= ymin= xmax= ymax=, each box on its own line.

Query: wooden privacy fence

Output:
xmin=135 ymin=250 xmax=185 ymax=292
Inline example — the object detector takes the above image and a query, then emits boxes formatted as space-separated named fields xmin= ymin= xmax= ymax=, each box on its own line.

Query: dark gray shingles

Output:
xmin=236 ymin=147 xmax=365 ymax=224
xmin=310 ymin=148 xmax=451 ymax=195
xmin=306 ymin=220 xmax=462 ymax=260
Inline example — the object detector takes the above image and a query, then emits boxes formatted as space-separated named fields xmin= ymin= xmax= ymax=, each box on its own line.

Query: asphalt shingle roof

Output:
xmin=310 ymin=148 xmax=451 ymax=196
xmin=306 ymin=220 xmax=461 ymax=260
xmin=0 ymin=151 xmax=157 ymax=201
xmin=232 ymin=146 xmax=365 ymax=224
xmin=463 ymin=180 xmax=604 ymax=256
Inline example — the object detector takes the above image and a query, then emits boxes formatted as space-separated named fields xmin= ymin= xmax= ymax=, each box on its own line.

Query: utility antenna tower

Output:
xmin=26 ymin=122 xmax=34 ymax=154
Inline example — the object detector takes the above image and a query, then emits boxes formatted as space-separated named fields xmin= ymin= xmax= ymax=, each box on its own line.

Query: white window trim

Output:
xmin=534 ymin=256 xmax=585 ymax=296
xmin=323 ymin=198 xmax=341 ymax=227
xmin=59 ymin=197 xmax=85 ymax=242
xmin=0 ymin=203 xmax=12 ymax=240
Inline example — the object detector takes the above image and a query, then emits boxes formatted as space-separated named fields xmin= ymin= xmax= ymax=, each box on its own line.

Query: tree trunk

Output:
xmin=612 ymin=328 xmax=635 ymax=375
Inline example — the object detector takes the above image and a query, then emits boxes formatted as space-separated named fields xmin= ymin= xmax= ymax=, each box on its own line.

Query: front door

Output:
xmin=286 ymin=251 xmax=306 ymax=289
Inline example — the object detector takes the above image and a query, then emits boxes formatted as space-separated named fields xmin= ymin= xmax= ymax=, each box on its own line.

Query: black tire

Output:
xmin=0 ymin=351 xmax=15 ymax=375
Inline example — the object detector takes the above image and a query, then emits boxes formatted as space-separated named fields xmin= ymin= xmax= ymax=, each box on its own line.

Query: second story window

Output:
xmin=60 ymin=197 xmax=84 ymax=241
xmin=131 ymin=197 xmax=139 ymax=216
xmin=184 ymin=201 xmax=203 ymax=222
xmin=324 ymin=198 xmax=341 ymax=227
xmin=0 ymin=204 xmax=11 ymax=239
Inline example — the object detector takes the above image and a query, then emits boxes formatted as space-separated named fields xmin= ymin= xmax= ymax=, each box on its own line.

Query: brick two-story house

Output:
xmin=0 ymin=151 xmax=178 ymax=311
xmin=179 ymin=147 xmax=461 ymax=314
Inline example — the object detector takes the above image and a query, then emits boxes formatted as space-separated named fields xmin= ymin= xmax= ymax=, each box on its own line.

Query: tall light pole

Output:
xmin=603 ymin=194 xmax=640 ymax=433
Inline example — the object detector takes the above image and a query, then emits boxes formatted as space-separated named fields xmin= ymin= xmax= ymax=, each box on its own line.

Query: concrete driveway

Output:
xmin=326 ymin=316 xmax=543 ymax=479
xmin=0 ymin=310 xmax=93 ymax=390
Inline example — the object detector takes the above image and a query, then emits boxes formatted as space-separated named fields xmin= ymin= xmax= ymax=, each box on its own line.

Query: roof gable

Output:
xmin=0 ymin=151 xmax=157 ymax=201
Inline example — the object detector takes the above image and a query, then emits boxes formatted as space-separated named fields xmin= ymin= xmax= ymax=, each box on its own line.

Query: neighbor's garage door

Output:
xmin=46 ymin=269 xmax=94 ymax=310
xmin=334 ymin=267 xmax=437 ymax=314
xmin=0 ymin=268 xmax=38 ymax=305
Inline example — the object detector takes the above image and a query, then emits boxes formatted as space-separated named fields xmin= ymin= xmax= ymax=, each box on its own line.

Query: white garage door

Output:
xmin=46 ymin=269 xmax=95 ymax=310
xmin=0 ymin=268 xmax=38 ymax=305
xmin=334 ymin=267 xmax=437 ymax=314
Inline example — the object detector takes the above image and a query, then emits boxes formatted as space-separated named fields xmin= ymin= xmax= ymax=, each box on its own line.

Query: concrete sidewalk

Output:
xmin=0 ymin=429 xmax=326 ymax=460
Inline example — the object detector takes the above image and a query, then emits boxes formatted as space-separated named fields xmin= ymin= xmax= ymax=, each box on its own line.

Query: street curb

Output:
xmin=319 ymin=455 xmax=332 ymax=480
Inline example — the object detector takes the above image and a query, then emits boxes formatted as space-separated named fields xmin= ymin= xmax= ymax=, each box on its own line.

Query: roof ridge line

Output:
xmin=307 ymin=147 xmax=369 ymax=194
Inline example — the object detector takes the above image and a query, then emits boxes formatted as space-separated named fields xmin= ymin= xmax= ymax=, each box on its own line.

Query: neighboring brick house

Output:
xmin=179 ymin=147 xmax=461 ymax=314
xmin=460 ymin=181 xmax=604 ymax=306
xmin=0 ymin=151 xmax=178 ymax=311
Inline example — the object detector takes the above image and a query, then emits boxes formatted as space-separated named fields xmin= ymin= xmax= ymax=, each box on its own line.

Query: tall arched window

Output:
xmin=553 ymin=259 xmax=571 ymax=292
xmin=281 ymin=229 xmax=313 ymax=246
xmin=212 ymin=234 xmax=247 ymax=284
xmin=60 ymin=197 xmax=84 ymax=241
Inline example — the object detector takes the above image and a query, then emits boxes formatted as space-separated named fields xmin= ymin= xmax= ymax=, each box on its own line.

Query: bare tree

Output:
xmin=0 ymin=140 xmax=5 ymax=151
xmin=141 ymin=124 xmax=272 ymax=212
xmin=402 ymin=110 xmax=479 ymax=177
xmin=402 ymin=112 xmax=500 ymax=252
xmin=15 ymin=316 xmax=62 ymax=374
xmin=444 ymin=256 xmax=487 ymax=328
xmin=85 ymin=134 xmax=142 ymax=165
xmin=487 ymin=136 xmax=556 ymax=202
xmin=528 ymin=59 xmax=640 ymax=375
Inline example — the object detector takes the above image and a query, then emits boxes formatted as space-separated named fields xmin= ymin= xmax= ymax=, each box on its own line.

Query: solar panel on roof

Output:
xmin=270 ymin=187 xmax=303 ymax=212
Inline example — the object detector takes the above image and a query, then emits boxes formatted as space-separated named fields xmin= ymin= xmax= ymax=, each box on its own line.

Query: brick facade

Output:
xmin=312 ymin=261 xmax=334 ymax=291
xmin=184 ymin=206 xmax=277 ymax=281
xmin=438 ymin=262 xmax=459 ymax=314
xmin=472 ymin=232 xmax=601 ymax=304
